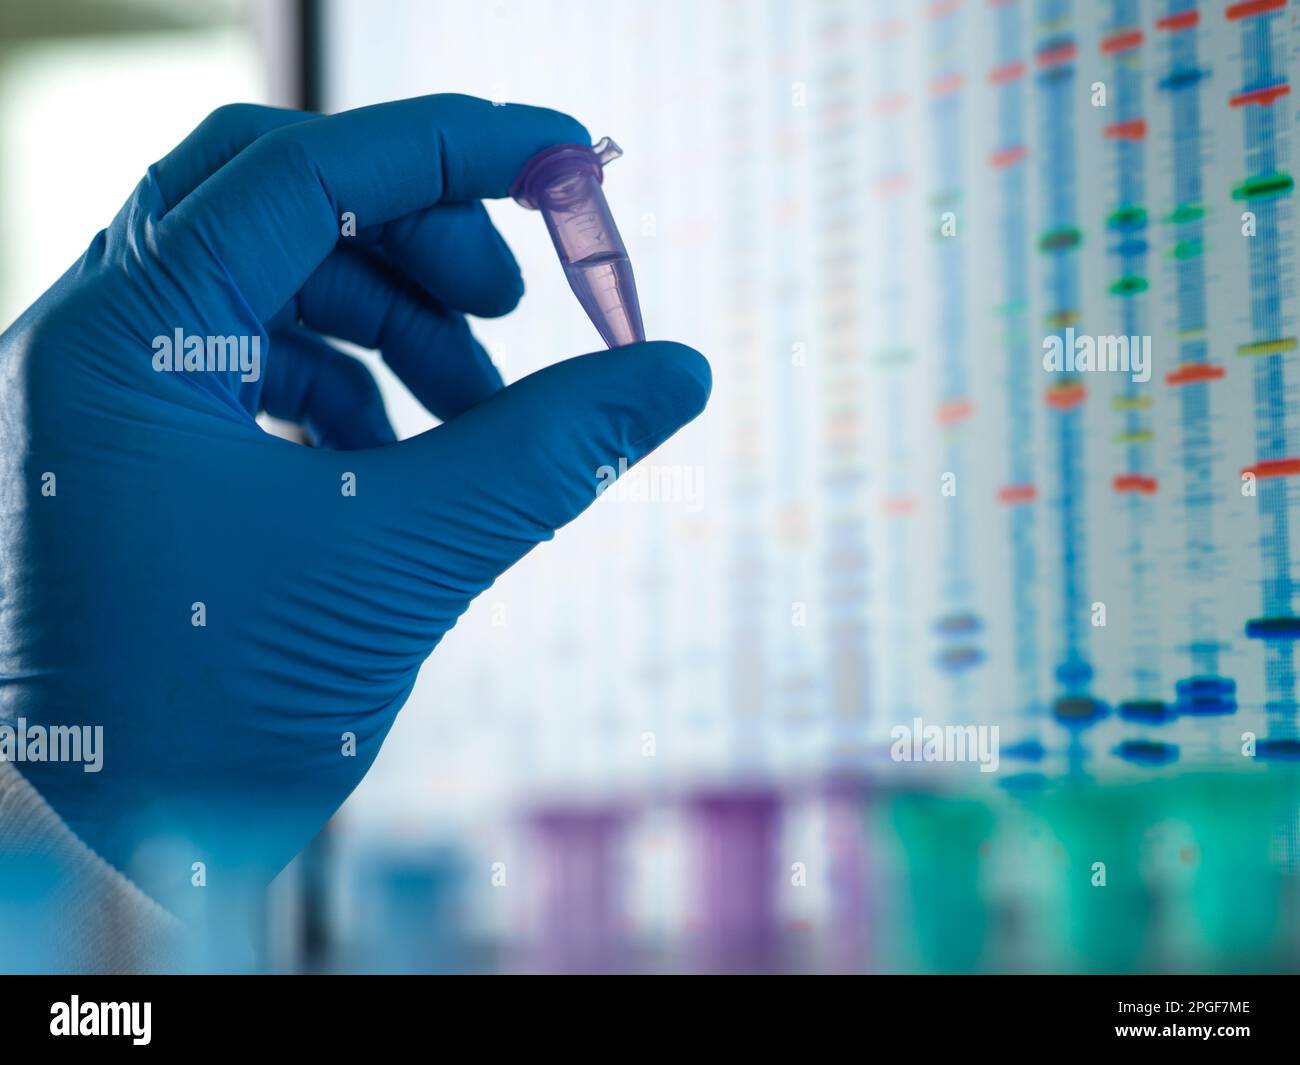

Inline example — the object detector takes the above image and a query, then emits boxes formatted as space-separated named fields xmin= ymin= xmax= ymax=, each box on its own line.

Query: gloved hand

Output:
xmin=0 ymin=95 xmax=709 ymax=928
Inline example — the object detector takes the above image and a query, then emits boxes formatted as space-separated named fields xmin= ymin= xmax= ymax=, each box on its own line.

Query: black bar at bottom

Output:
xmin=0 ymin=973 xmax=1296 ymax=1051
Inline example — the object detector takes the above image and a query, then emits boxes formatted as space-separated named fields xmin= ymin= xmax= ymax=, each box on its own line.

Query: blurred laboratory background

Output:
xmin=5 ymin=0 xmax=1300 ymax=973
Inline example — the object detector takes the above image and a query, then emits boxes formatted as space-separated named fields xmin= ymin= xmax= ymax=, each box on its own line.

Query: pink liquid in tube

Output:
xmin=510 ymin=136 xmax=646 ymax=349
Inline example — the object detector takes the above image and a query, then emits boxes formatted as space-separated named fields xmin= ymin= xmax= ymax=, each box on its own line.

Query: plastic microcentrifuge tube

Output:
xmin=510 ymin=136 xmax=646 ymax=349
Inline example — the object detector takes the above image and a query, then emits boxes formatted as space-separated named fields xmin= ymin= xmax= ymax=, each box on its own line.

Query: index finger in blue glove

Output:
xmin=157 ymin=94 xmax=588 ymax=320
xmin=151 ymin=102 xmax=525 ymax=319
xmin=150 ymin=102 xmax=309 ymax=211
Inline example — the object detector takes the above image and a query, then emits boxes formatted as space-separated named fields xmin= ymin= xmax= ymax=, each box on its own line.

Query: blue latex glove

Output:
xmin=0 ymin=96 xmax=709 ymax=926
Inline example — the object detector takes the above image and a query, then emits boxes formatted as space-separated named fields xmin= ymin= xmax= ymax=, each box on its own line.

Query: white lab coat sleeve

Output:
xmin=0 ymin=760 xmax=186 ymax=973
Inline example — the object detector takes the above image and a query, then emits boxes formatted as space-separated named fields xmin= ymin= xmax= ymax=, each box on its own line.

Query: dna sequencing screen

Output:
xmin=312 ymin=0 xmax=1300 ymax=972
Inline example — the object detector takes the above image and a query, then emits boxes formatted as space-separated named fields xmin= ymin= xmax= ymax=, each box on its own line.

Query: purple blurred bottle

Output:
xmin=688 ymin=787 xmax=782 ymax=972
xmin=511 ymin=136 xmax=646 ymax=349
xmin=528 ymin=803 xmax=627 ymax=973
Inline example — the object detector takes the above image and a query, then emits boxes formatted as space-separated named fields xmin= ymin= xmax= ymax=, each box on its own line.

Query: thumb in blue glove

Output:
xmin=0 ymin=95 xmax=710 ymax=941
